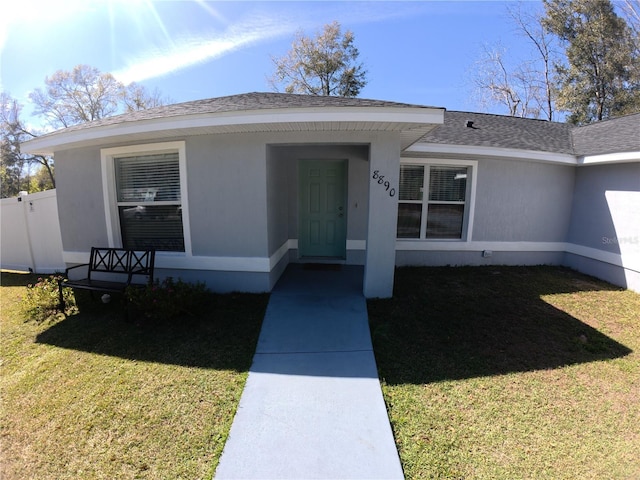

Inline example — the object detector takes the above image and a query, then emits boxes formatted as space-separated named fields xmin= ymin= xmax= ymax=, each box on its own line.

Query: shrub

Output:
xmin=125 ymin=277 xmax=209 ymax=321
xmin=22 ymin=275 xmax=77 ymax=322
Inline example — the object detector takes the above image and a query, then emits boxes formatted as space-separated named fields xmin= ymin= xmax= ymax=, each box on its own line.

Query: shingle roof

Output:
xmin=416 ymin=111 xmax=575 ymax=154
xmin=571 ymin=112 xmax=640 ymax=156
xmin=416 ymin=110 xmax=639 ymax=156
xmin=36 ymin=92 xmax=436 ymax=137
xmin=26 ymin=92 xmax=639 ymax=157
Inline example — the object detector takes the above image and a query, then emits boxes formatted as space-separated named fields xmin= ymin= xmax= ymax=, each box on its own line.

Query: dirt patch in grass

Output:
xmin=1 ymin=271 xmax=268 ymax=480
xmin=368 ymin=266 xmax=640 ymax=479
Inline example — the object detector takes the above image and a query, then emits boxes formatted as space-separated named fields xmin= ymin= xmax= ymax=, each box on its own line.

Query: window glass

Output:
xmin=426 ymin=204 xmax=465 ymax=239
xmin=399 ymin=165 xmax=424 ymax=201
xmin=118 ymin=206 xmax=184 ymax=251
xmin=397 ymin=203 xmax=422 ymax=238
xmin=429 ymin=166 xmax=467 ymax=202
xmin=115 ymin=152 xmax=184 ymax=252
xmin=115 ymin=153 xmax=181 ymax=203
xmin=397 ymin=163 xmax=471 ymax=240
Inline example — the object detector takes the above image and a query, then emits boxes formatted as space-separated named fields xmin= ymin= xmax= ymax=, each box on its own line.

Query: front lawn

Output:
xmin=368 ymin=266 xmax=640 ymax=479
xmin=0 ymin=271 xmax=268 ymax=480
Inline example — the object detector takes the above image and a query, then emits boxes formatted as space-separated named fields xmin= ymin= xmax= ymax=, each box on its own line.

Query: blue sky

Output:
xmin=1 ymin=0 xmax=544 ymax=128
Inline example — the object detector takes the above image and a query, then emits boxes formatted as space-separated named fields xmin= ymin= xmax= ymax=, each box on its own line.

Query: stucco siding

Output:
xmin=155 ymin=267 xmax=271 ymax=293
xmin=265 ymin=146 xmax=290 ymax=257
xmin=565 ymin=162 xmax=640 ymax=291
xmin=186 ymin=134 xmax=268 ymax=258
xmin=472 ymin=158 xmax=574 ymax=242
xmin=567 ymin=163 xmax=640 ymax=252
xmin=364 ymin=132 xmax=402 ymax=297
xmin=396 ymin=250 xmax=564 ymax=267
xmin=54 ymin=147 xmax=109 ymax=251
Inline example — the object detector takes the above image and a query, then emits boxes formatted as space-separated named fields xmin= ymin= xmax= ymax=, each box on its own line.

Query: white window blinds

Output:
xmin=399 ymin=165 xmax=424 ymax=201
xmin=397 ymin=164 xmax=470 ymax=240
xmin=428 ymin=166 xmax=467 ymax=202
xmin=115 ymin=153 xmax=181 ymax=203
xmin=114 ymin=152 xmax=184 ymax=251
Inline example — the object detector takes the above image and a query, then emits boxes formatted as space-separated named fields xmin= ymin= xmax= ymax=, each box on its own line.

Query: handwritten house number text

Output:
xmin=372 ymin=170 xmax=396 ymax=197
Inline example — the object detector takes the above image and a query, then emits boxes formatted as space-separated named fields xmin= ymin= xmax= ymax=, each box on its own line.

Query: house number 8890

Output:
xmin=372 ymin=170 xmax=396 ymax=197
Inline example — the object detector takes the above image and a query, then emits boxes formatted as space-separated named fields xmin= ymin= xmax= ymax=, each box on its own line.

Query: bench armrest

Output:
xmin=65 ymin=263 xmax=90 ymax=280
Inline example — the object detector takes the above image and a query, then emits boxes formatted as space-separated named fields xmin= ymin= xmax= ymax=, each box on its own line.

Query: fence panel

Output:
xmin=1 ymin=190 xmax=65 ymax=273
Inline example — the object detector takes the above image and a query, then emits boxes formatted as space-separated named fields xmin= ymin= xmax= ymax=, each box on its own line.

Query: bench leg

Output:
xmin=58 ymin=280 xmax=66 ymax=311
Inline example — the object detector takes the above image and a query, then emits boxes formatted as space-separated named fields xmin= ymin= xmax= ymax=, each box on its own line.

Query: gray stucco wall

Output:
xmin=265 ymin=146 xmax=289 ymax=257
xmin=54 ymin=133 xmax=375 ymax=293
xmin=394 ymin=156 xmax=575 ymax=270
xmin=55 ymin=135 xmax=272 ymax=260
xmin=566 ymin=163 xmax=640 ymax=252
xmin=472 ymin=158 xmax=575 ymax=242
xmin=364 ymin=132 xmax=402 ymax=297
xmin=186 ymin=134 xmax=268 ymax=258
xmin=396 ymin=250 xmax=565 ymax=267
xmin=53 ymin=129 xmax=637 ymax=295
xmin=564 ymin=162 xmax=640 ymax=291
xmin=54 ymin=147 xmax=108 ymax=251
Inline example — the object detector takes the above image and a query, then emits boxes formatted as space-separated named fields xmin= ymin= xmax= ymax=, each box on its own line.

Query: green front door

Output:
xmin=298 ymin=160 xmax=347 ymax=258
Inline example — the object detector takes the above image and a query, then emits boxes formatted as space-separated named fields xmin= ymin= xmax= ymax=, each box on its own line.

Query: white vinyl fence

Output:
xmin=1 ymin=190 xmax=65 ymax=274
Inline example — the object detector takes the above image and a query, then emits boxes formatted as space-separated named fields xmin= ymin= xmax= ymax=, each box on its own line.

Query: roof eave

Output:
xmin=21 ymin=106 xmax=445 ymax=156
xmin=406 ymin=143 xmax=578 ymax=165
xmin=577 ymin=151 xmax=640 ymax=165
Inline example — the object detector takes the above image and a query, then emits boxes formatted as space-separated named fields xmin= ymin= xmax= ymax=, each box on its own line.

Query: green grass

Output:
xmin=4 ymin=266 xmax=639 ymax=479
xmin=1 ymin=271 xmax=268 ymax=480
xmin=368 ymin=266 xmax=640 ymax=480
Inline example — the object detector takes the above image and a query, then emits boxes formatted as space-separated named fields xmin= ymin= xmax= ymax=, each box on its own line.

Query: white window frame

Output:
xmin=101 ymin=141 xmax=192 ymax=256
xmin=398 ymin=158 xmax=477 ymax=241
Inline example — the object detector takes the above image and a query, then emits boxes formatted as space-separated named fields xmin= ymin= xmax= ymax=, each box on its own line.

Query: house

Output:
xmin=21 ymin=92 xmax=640 ymax=296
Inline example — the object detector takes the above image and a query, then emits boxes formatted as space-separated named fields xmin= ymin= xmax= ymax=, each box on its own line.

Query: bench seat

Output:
xmin=63 ymin=278 xmax=143 ymax=293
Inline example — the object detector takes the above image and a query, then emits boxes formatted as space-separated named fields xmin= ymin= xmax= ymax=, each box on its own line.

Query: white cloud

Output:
xmin=110 ymin=2 xmax=430 ymax=85
xmin=112 ymin=14 xmax=296 ymax=84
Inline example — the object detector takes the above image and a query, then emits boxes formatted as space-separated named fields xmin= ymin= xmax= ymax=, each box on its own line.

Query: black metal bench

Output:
xmin=58 ymin=247 xmax=155 ymax=313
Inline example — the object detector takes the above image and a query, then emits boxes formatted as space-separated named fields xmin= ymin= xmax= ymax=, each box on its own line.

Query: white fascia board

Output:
xmin=407 ymin=143 xmax=577 ymax=165
xmin=22 ymin=107 xmax=444 ymax=156
xmin=578 ymin=151 xmax=640 ymax=165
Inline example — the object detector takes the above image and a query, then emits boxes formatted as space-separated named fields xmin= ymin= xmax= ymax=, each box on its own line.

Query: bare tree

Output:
xmin=270 ymin=21 xmax=367 ymax=97
xmin=8 ymin=66 xmax=170 ymax=194
xmin=473 ymin=44 xmax=542 ymax=118
xmin=472 ymin=3 xmax=560 ymax=120
xmin=29 ymin=65 xmax=171 ymax=129
xmin=121 ymin=83 xmax=171 ymax=112
xmin=29 ymin=65 xmax=122 ymax=129
xmin=1 ymin=93 xmax=54 ymax=196
xmin=508 ymin=4 xmax=558 ymax=120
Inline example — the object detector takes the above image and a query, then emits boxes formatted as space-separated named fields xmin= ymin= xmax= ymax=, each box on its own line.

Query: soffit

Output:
xmin=22 ymin=107 xmax=445 ymax=155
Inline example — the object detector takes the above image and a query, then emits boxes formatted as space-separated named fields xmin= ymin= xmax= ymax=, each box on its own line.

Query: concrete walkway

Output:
xmin=215 ymin=265 xmax=404 ymax=479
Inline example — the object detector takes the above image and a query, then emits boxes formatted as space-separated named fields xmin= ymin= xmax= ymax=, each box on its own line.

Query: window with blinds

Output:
xmin=397 ymin=164 xmax=469 ymax=240
xmin=114 ymin=152 xmax=185 ymax=251
xmin=397 ymin=165 xmax=424 ymax=238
